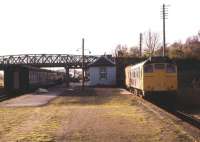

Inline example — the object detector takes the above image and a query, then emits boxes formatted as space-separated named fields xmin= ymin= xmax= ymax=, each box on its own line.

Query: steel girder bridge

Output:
xmin=0 ymin=54 xmax=98 ymax=68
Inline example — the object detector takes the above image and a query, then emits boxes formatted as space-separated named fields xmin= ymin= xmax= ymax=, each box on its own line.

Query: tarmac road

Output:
xmin=0 ymin=84 xmax=66 ymax=107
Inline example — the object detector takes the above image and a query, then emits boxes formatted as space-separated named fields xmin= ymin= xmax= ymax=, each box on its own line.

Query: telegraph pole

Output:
xmin=161 ymin=4 xmax=169 ymax=57
xmin=162 ymin=4 xmax=166 ymax=57
xmin=82 ymin=38 xmax=85 ymax=90
xmin=139 ymin=33 xmax=143 ymax=57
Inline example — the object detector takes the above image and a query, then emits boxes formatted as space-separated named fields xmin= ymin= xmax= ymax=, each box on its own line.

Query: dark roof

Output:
xmin=89 ymin=56 xmax=115 ymax=67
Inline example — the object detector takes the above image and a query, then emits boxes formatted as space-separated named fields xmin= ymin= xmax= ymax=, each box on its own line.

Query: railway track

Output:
xmin=175 ymin=110 xmax=200 ymax=129
xmin=0 ymin=95 xmax=9 ymax=102
xmin=150 ymin=98 xmax=200 ymax=130
xmin=148 ymin=96 xmax=200 ymax=130
xmin=129 ymin=91 xmax=200 ymax=130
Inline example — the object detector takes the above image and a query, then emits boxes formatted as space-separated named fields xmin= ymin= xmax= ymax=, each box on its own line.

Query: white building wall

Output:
xmin=88 ymin=66 xmax=116 ymax=86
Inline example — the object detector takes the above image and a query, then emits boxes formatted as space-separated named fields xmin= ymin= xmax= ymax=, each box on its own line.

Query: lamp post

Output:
xmin=82 ymin=38 xmax=85 ymax=89
xmin=77 ymin=38 xmax=91 ymax=90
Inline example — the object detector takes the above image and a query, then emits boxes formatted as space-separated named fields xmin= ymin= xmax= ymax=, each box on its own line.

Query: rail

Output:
xmin=0 ymin=95 xmax=9 ymax=102
xmin=176 ymin=110 xmax=200 ymax=129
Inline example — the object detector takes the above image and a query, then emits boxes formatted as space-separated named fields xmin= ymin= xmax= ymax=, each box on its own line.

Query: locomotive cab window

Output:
xmin=166 ymin=64 xmax=176 ymax=73
xmin=144 ymin=64 xmax=153 ymax=73
xmin=154 ymin=64 xmax=165 ymax=70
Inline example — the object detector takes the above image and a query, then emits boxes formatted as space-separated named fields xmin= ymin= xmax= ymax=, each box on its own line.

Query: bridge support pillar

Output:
xmin=65 ymin=67 xmax=70 ymax=87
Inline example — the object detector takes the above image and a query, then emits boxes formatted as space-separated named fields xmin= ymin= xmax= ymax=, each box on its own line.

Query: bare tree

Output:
xmin=168 ymin=41 xmax=184 ymax=58
xmin=113 ymin=44 xmax=129 ymax=57
xmin=129 ymin=46 xmax=140 ymax=57
xmin=198 ymin=31 xmax=200 ymax=40
xmin=185 ymin=32 xmax=200 ymax=59
xmin=144 ymin=30 xmax=160 ymax=57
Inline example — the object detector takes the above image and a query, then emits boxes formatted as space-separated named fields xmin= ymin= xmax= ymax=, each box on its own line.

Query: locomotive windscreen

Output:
xmin=166 ymin=64 xmax=176 ymax=73
xmin=154 ymin=64 xmax=165 ymax=70
xmin=144 ymin=65 xmax=153 ymax=73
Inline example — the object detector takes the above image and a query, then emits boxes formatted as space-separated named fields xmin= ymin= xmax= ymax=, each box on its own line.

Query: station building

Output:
xmin=87 ymin=55 xmax=116 ymax=86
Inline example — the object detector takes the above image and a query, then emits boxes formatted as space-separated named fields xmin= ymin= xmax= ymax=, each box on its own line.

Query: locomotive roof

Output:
xmin=127 ymin=56 xmax=175 ymax=68
xmin=145 ymin=56 xmax=174 ymax=64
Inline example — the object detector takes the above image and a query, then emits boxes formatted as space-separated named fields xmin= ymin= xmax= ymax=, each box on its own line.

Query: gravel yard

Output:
xmin=0 ymin=86 xmax=199 ymax=142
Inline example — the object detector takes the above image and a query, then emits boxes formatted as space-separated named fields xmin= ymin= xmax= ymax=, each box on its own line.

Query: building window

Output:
xmin=99 ymin=67 xmax=107 ymax=80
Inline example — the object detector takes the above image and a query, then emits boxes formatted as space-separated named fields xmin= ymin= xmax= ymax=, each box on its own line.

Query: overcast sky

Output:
xmin=0 ymin=0 xmax=199 ymax=56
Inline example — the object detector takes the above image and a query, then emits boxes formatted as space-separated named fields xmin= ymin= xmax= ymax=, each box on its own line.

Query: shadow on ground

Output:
xmin=51 ymin=87 xmax=136 ymax=106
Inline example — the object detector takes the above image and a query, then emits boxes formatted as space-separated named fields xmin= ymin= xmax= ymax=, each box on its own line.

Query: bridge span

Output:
xmin=0 ymin=54 xmax=98 ymax=68
xmin=0 ymin=54 xmax=99 ymax=92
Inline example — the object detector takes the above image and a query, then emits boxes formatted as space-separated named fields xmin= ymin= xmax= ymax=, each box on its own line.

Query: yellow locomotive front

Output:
xmin=143 ymin=57 xmax=177 ymax=93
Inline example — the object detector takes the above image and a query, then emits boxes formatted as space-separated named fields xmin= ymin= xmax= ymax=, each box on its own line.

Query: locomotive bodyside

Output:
xmin=125 ymin=57 xmax=178 ymax=96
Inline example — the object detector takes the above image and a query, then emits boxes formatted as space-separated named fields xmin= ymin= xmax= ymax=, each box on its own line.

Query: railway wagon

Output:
xmin=28 ymin=68 xmax=62 ymax=89
xmin=125 ymin=56 xmax=178 ymax=97
xmin=4 ymin=65 xmax=64 ymax=91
